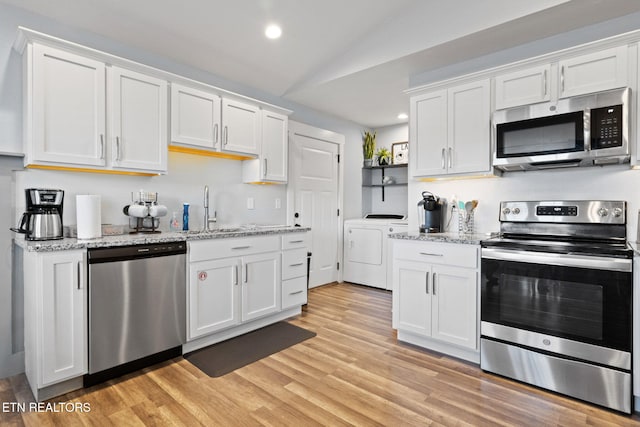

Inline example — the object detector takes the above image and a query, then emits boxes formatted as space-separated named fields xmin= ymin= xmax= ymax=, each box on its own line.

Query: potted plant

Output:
xmin=376 ymin=147 xmax=391 ymax=166
xmin=362 ymin=131 xmax=376 ymax=167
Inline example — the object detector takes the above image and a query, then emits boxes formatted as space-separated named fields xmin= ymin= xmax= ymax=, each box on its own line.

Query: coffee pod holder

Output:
xmin=126 ymin=191 xmax=164 ymax=234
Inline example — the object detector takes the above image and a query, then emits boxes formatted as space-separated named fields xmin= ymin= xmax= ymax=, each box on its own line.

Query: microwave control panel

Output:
xmin=591 ymin=104 xmax=622 ymax=149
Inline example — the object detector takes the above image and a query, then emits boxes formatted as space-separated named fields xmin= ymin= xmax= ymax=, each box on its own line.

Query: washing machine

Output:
xmin=343 ymin=214 xmax=407 ymax=290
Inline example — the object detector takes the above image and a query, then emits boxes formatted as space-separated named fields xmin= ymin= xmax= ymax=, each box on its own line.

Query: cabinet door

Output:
xmin=494 ymin=64 xmax=551 ymax=109
xmin=431 ymin=265 xmax=477 ymax=349
xmin=189 ymin=257 xmax=240 ymax=339
xmin=394 ymin=259 xmax=431 ymax=336
xmin=171 ymin=83 xmax=221 ymax=149
xmin=447 ymin=79 xmax=491 ymax=175
xmin=110 ymin=66 xmax=168 ymax=172
xmin=261 ymin=110 xmax=288 ymax=182
xmin=410 ymin=90 xmax=447 ymax=176
xmin=559 ymin=46 xmax=628 ymax=98
xmin=221 ymin=98 xmax=261 ymax=155
xmin=241 ymin=252 xmax=281 ymax=322
xmin=40 ymin=250 xmax=86 ymax=386
xmin=31 ymin=44 xmax=106 ymax=166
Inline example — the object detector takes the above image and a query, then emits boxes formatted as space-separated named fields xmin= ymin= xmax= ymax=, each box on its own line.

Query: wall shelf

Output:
xmin=362 ymin=163 xmax=408 ymax=202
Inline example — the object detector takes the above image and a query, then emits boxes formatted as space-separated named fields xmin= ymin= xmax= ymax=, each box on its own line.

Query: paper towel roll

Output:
xmin=76 ymin=195 xmax=101 ymax=239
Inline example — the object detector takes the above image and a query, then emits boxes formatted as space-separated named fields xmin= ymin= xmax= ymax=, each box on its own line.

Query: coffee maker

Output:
xmin=11 ymin=188 xmax=64 ymax=240
xmin=417 ymin=191 xmax=443 ymax=233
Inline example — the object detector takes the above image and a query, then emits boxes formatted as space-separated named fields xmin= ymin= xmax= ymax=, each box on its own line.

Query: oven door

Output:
xmin=481 ymin=247 xmax=632 ymax=369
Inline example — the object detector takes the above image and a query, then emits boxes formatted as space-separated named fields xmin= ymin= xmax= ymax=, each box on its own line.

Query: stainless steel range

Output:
xmin=480 ymin=200 xmax=633 ymax=413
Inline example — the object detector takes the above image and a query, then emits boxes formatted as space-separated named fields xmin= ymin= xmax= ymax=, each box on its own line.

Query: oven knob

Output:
xmin=612 ymin=207 xmax=623 ymax=218
xmin=502 ymin=208 xmax=511 ymax=215
xmin=512 ymin=208 xmax=520 ymax=215
xmin=597 ymin=207 xmax=609 ymax=217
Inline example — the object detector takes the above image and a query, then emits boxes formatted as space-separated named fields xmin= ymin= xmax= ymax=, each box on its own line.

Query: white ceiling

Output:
xmin=3 ymin=0 xmax=640 ymax=128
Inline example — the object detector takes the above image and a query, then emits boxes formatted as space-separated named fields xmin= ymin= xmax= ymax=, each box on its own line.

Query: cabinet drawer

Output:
xmin=189 ymin=235 xmax=280 ymax=262
xmin=282 ymin=276 xmax=307 ymax=309
xmin=394 ymin=240 xmax=478 ymax=269
xmin=282 ymin=248 xmax=307 ymax=280
xmin=282 ymin=232 xmax=310 ymax=250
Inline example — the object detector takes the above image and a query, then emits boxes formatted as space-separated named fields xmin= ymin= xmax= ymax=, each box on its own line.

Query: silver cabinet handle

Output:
xmin=234 ymin=265 xmax=238 ymax=285
xmin=290 ymin=263 xmax=304 ymax=267
xmin=289 ymin=240 xmax=304 ymax=243
xmin=432 ymin=272 xmax=437 ymax=295
xmin=223 ymin=126 xmax=228 ymax=145
xmin=77 ymin=262 xmax=82 ymax=290
xmin=448 ymin=147 xmax=452 ymax=169
xmin=264 ymin=158 xmax=268 ymax=177
xmin=244 ymin=263 xmax=248 ymax=283
xmin=99 ymin=134 xmax=105 ymax=159
xmin=232 ymin=246 xmax=251 ymax=250
xmin=425 ymin=272 xmax=429 ymax=294
xmin=542 ymin=70 xmax=547 ymax=96
xmin=560 ymin=65 xmax=565 ymax=93
xmin=115 ymin=136 xmax=121 ymax=161
xmin=420 ymin=252 xmax=443 ymax=257
xmin=213 ymin=123 xmax=219 ymax=146
xmin=290 ymin=290 xmax=303 ymax=295
xmin=441 ymin=148 xmax=445 ymax=169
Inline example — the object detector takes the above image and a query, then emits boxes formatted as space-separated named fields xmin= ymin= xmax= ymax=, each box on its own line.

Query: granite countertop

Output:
xmin=389 ymin=231 xmax=497 ymax=245
xmin=14 ymin=226 xmax=311 ymax=252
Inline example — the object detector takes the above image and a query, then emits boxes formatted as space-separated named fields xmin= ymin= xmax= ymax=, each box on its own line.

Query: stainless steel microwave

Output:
xmin=493 ymin=88 xmax=630 ymax=171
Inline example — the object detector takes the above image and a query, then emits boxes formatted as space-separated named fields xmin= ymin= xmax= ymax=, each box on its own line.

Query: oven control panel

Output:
xmin=499 ymin=200 xmax=626 ymax=224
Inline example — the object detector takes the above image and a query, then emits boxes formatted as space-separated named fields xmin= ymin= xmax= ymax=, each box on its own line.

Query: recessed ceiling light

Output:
xmin=265 ymin=24 xmax=282 ymax=40
xmin=397 ymin=113 xmax=408 ymax=120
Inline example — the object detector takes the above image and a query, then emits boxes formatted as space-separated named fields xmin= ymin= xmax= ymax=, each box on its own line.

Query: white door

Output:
xmin=40 ymin=250 xmax=86 ymax=385
xmin=170 ymin=83 xmax=221 ymax=149
xmin=110 ymin=66 xmax=168 ymax=172
xmin=188 ymin=257 xmax=240 ymax=339
xmin=241 ymin=252 xmax=281 ymax=322
xmin=289 ymin=122 xmax=342 ymax=288
xmin=31 ymin=43 xmax=106 ymax=166
xmin=221 ymin=98 xmax=260 ymax=155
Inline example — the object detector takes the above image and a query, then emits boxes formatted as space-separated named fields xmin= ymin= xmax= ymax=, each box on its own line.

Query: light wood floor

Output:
xmin=1 ymin=282 xmax=639 ymax=426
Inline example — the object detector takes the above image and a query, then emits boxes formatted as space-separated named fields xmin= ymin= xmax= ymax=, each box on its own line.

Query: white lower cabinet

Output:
xmin=23 ymin=249 xmax=87 ymax=400
xmin=187 ymin=233 xmax=308 ymax=348
xmin=393 ymin=239 xmax=479 ymax=363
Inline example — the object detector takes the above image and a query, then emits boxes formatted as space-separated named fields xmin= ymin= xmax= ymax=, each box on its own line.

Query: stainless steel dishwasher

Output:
xmin=85 ymin=241 xmax=186 ymax=386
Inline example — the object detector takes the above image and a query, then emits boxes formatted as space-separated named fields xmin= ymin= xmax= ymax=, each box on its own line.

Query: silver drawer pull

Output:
xmin=232 ymin=246 xmax=251 ymax=250
xmin=420 ymin=252 xmax=443 ymax=257
xmin=289 ymin=240 xmax=304 ymax=244
xmin=289 ymin=263 xmax=304 ymax=267
xmin=290 ymin=290 xmax=303 ymax=295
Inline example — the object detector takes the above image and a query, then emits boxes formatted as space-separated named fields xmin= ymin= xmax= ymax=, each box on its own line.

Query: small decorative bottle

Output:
xmin=182 ymin=203 xmax=190 ymax=231
xmin=169 ymin=212 xmax=180 ymax=231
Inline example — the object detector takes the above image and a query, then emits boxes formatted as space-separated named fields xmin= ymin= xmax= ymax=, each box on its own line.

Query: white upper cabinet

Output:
xmin=221 ymin=97 xmax=261 ymax=156
xmin=24 ymin=42 xmax=168 ymax=174
xmin=494 ymin=46 xmax=628 ymax=110
xmin=170 ymin=83 xmax=221 ymax=149
xmin=494 ymin=64 xmax=552 ymax=110
xmin=559 ymin=46 xmax=628 ymax=98
xmin=29 ymin=44 xmax=106 ymax=167
xmin=243 ymin=109 xmax=288 ymax=183
xmin=110 ymin=66 xmax=168 ymax=172
xmin=410 ymin=79 xmax=490 ymax=177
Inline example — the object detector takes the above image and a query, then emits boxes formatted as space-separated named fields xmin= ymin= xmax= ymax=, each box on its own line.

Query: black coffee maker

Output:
xmin=417 ymin=191 xmax=443 ymax=233
xmin=11 ymin=188 xmax=64 ymax=240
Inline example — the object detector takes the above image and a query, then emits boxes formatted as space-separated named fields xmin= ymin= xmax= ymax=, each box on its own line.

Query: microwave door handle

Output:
xmin=542 ymin=69 xmax=547 ymax=97
xmin=560 ymin=65 xmax=565 ymax=93
xmin=441 ymin=148 xmax=446 ymax=169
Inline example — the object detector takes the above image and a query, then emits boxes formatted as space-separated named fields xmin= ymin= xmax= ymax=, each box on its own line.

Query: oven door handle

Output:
xmin=481 ymin=248 xmax=631 ymax=272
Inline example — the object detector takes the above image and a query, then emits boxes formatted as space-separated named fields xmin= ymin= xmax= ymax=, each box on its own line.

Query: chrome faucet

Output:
xmin=203 ymin=185 xmax=217 ymax=231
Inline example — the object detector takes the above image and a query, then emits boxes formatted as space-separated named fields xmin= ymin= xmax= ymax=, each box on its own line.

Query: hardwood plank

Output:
xmin=1 ymin=283 xmax=639 ymax=426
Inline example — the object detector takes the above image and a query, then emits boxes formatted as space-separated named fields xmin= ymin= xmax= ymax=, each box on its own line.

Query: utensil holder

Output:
xmin=458 ymin=211 xmax=474 ymax=234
